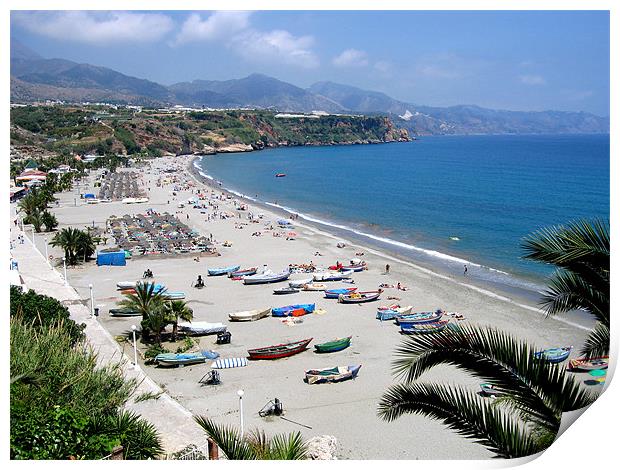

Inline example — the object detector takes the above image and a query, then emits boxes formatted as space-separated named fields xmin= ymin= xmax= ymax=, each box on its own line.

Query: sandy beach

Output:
xmin=30 ymin=154 xmax=595 ymax=460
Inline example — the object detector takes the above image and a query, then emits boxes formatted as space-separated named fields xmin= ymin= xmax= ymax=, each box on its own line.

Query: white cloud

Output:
xmin=174 ymin=11 xmax=251 ymax=45
xmin=234 ymin=29 xmax=319 ymax=68
xmin=332 ymin=49 xmax=369 ymax=67
xmin=12 ymin=11 xmax=173 ymax=44
xmin=374 ymin=61 xmax=392 ymax=74
xmin=519 ymin=74 xmax=546 ymax=85
xmin=417 ymin=64 xmax=460 ymax=79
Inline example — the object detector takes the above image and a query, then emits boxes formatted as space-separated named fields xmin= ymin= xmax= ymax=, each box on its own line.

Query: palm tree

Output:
xmin=194 ymin=417 xmax=308 ymax=460
xmin=378 ymin=325 xmax=595 ymax=458
xmin=41 ymin=211 xmax=58 ymax=232
xmin=164 ymin=300 xmax=193 ymax=340
xmin=24 ymin=210 xmax=44 ymax=233
xmin=521 ymin=219 xmax=609 ymax=358
xmin=50 ymin=227 xmax=83 ymax=265
xmin=76 ymin=229 xmax=97 ymax=262
xmin=119 ymin=282 xmax=167 ymax=342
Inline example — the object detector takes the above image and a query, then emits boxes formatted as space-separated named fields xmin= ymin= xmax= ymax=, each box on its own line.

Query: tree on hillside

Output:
xmin=378 ymin=325 xmax=595 ymax=458
xmin=522 ymin=219 xmax=609 ymax=358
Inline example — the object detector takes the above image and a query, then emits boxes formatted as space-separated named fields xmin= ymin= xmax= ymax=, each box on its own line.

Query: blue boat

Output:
xmin=271 ymin=303 xmax=316 ymax=317
xmin=400 ymin=320 xmax=449 ymax=335
xmin=163 ymin=291 xmax=185 ymax=300
xmin=208 ymin=265 xmax=241 ymax=276
xmin=155 ymin=350 xmax=219 ymax=367
xmin=534 ymin=346 xmax=572 ymax=363
xmin=324 ymin=288 xmax=357 ymax=299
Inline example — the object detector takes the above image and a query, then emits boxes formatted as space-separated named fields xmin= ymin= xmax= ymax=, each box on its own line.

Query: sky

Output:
xmin=10 ymin=10 xmax=610 ymax=116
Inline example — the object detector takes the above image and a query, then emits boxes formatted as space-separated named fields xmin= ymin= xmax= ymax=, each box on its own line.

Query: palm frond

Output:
xmin=580 ymin=322 xmax=610 ymax=358
xmin=268 ymin=431 xmax=308 ymax=460
xmin=378 ymin=383 xmax=547 ymax=458
xmin=194 ymin=416 xmax=255 ymax=460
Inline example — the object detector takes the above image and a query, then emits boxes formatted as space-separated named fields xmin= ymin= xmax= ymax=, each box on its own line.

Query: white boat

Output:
xmin=122 ymin=197 xmax=137 ymax=204
xmin=303 ymin=283 xmax=327 ymax=291
xmin=178 ymin=321 xmax=227 ymax=336
xmin=116 ymin=281 xmax=137 ymax=290
xmin=86 ymin=198 xmax=100 ymax=204
xmin=313 ymin=270 xmax=353 ymax=282
xmin=289 ymin=278 xmax=313 ymax=288
xmin=135 ymin=197 xmax=149 ymax=203
xmin=228 ymin=307 xmax=271 ymax=322
xmin=243 ymin=269 xmax=290 ymax=285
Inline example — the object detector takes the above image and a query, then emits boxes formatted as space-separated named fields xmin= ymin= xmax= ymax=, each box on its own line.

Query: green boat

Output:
xmin=314 ymin=336 xmax=352 ymax=353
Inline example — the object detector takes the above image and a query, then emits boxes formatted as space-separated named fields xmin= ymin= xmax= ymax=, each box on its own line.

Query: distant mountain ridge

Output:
xmin=10 ymin=40 xmax=609 ymax=135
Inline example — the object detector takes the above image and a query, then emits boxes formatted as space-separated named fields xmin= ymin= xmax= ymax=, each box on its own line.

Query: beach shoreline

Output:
xmin=34 ymin=154 xmax=595 ymax=459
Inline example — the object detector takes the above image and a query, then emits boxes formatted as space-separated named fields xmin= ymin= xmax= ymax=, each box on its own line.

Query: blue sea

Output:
xmin=195 ymin=134 xmax=609 ymax=301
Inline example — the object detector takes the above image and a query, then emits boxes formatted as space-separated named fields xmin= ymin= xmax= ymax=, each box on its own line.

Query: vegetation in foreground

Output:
xmin=10 ymin=287 xmax=163 ymax=460
xmin=378 ymin=218 xmax=608 ymax=458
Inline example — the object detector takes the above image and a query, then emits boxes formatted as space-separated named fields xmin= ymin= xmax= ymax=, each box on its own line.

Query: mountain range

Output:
xmin=10 ymin=41 xmax=609 ymax=135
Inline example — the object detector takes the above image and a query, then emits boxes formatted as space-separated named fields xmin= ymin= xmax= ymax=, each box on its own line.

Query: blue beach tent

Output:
xmin=84 ymin=193 xmax=96 ymax=199
xmin=97 ymin=250 xmax=127 ymax=266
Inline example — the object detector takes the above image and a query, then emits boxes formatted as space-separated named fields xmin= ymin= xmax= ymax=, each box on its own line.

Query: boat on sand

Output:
xmin=271 ymin=303 xmax=315 ymax=317
xmin=243 ymin=269 xmax=290 ymax=285
xmin=228 ymin=308 xmax=271 ymax=322
xmin=208 ymin=265 xmax=241 ymax=276
xmin=305 ymin=365 xmax=362 ymax=384
xmin=338 ymin=290 xmax=382 ymax=304
xmin=534 ymin=346 xmax=572 ymax=363
xmin=248 ymin=338 xmax=312 ymax=360
xmin=324 ymin=288 xmax=357 ymax=299
xmin=314 ymin=336 xmax=352 ymax=353
xmin=178 ymin=322 xmax=227 ymax=336
xmin=155 ymin=350 xmax=219 ymax=367
xmin=568 ymin=356 xmax=609 ymax=371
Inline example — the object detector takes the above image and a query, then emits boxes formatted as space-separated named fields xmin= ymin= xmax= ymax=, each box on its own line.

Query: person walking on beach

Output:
xmin=464 ymin=264 xmax=468 ymax=275
xmin=385 ymin=264 xmax=390 ymax=274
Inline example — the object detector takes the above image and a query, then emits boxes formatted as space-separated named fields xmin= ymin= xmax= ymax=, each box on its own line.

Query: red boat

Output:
xmin=247 ymin=338 xmax=312 ymax=360
xmin=275 ymin=173 xmax=286 ymax=178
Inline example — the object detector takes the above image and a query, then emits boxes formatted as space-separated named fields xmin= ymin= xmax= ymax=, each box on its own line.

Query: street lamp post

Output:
xmin=131 ymin=325 xmax=138 ymax=367
xmin=89 ymin=284 xmax=94 ymax=317
xmin=237 ymin=389 xmax=245 ymax=437
xmin=63 ymin=257 xmax=68 ymax=285
xmin=44 ymin=237 xmax=49 ymax=267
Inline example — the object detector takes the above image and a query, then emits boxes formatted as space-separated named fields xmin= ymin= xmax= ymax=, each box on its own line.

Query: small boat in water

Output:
xmin=155 ymin=350 xmax=219 ymax=367
xmin=109 ymin=308 xmax=141 ymax=317
xmin=568 ymin=356 xmax=609 ymax=371
xmin=229 ymin=267 xmax=258 ymax=278
xmin=534 ymin=346 xmax=572 ymax=363
xmin=324 ymin=287 xmax=357 ymax=299
xmin=271 ymin=303 xmax=315 ymax=317
xmin=274 ymin=287 xmax=300 ymax=295
xmin=228 ymin=307 xmax=271 ymax=322
xmin=248 ymin=338 xmax=312 ymax=360
xmin=243 ymin=269 xmax=291 ymax=285
xmin=338 ymin=290 xmax=382 ymax=304
xmin=275 ymin=173 xmax=286 ymax=178
xmin=305 ymin=365 xmax=362 ymax=384
xmin=314 ymin=336 xmax=352 ymax=353
xmin=208 ymin=265 xmax=241 ymax=276
xmin=400 ymin=320 xmax=449 ymax=335
xmin=178 ymin=322 xmax=227 ymax=336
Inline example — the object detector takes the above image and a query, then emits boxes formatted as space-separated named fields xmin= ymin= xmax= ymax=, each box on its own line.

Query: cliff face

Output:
xmin=10 ymin=105 xmax=410 ymax=159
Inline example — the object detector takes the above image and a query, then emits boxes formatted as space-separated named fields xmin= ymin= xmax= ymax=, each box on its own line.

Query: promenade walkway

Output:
xmin=10 ymin=225 xmax=207 ymax=456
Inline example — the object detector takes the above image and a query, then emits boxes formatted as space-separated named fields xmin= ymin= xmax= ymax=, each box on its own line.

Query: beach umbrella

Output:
xmin=287 ymin=232 xmax=297 ymax=238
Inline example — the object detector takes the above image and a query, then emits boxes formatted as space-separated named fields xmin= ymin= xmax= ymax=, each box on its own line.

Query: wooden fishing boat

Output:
xmin=109 ymin=308 xmax=141 ymax=317
xmin=305 ymin=365 xmax=362 ymax=384
xmin=303 ymin=283 xmax=327 ymax=291
xmin=228 ymin=307 xmax=272 ymax=322
xmin=568 ymin=356 xmax=609 ymax=371
xmin=119 ymin=288 xmax=136 ymax=296
xmin=376 ymin=305 xmax=413 ymax=321
xmin=243 ymin=270 xmax=290 ymax=285
xmin=313 ymin=270 xmax=353 ymax=282
xmin=395 ymin=310 xmax=443 ymax=325
xmin=271 ymin=304 xmax=315 ymax=317
xmin=324 ymin=287 xmax=357 ymax=299
xmin=314 ymin=336 xmax=352 ymax=353
xmin=155 ymin=350 xmax=220 ymax=367
xmin=248 ymin=338 xmax=313 ymax=360
xmin=289 ymin=278 xmax=313 ymax=288
xmin=229 ymin=267 xmax=258 ymax=278
xmin=480 ymin=383 xmax=507 ymax=397
xmin=211 ymin=357 xmax=248 ymax=369
xmin=208 ymin=265 xmax=241 ymax=276
xmin=178 ymin=322 xmax=227 ymax=336
xmin=274 ymin=287 xmax=300 ymax=295
xmin=338 ymin=290 xmax=382 ymax=304
xmin=534 ymin=346 xmax=572 ymax=363
xmin=400 ymin=320 xmax=449 ymax=335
